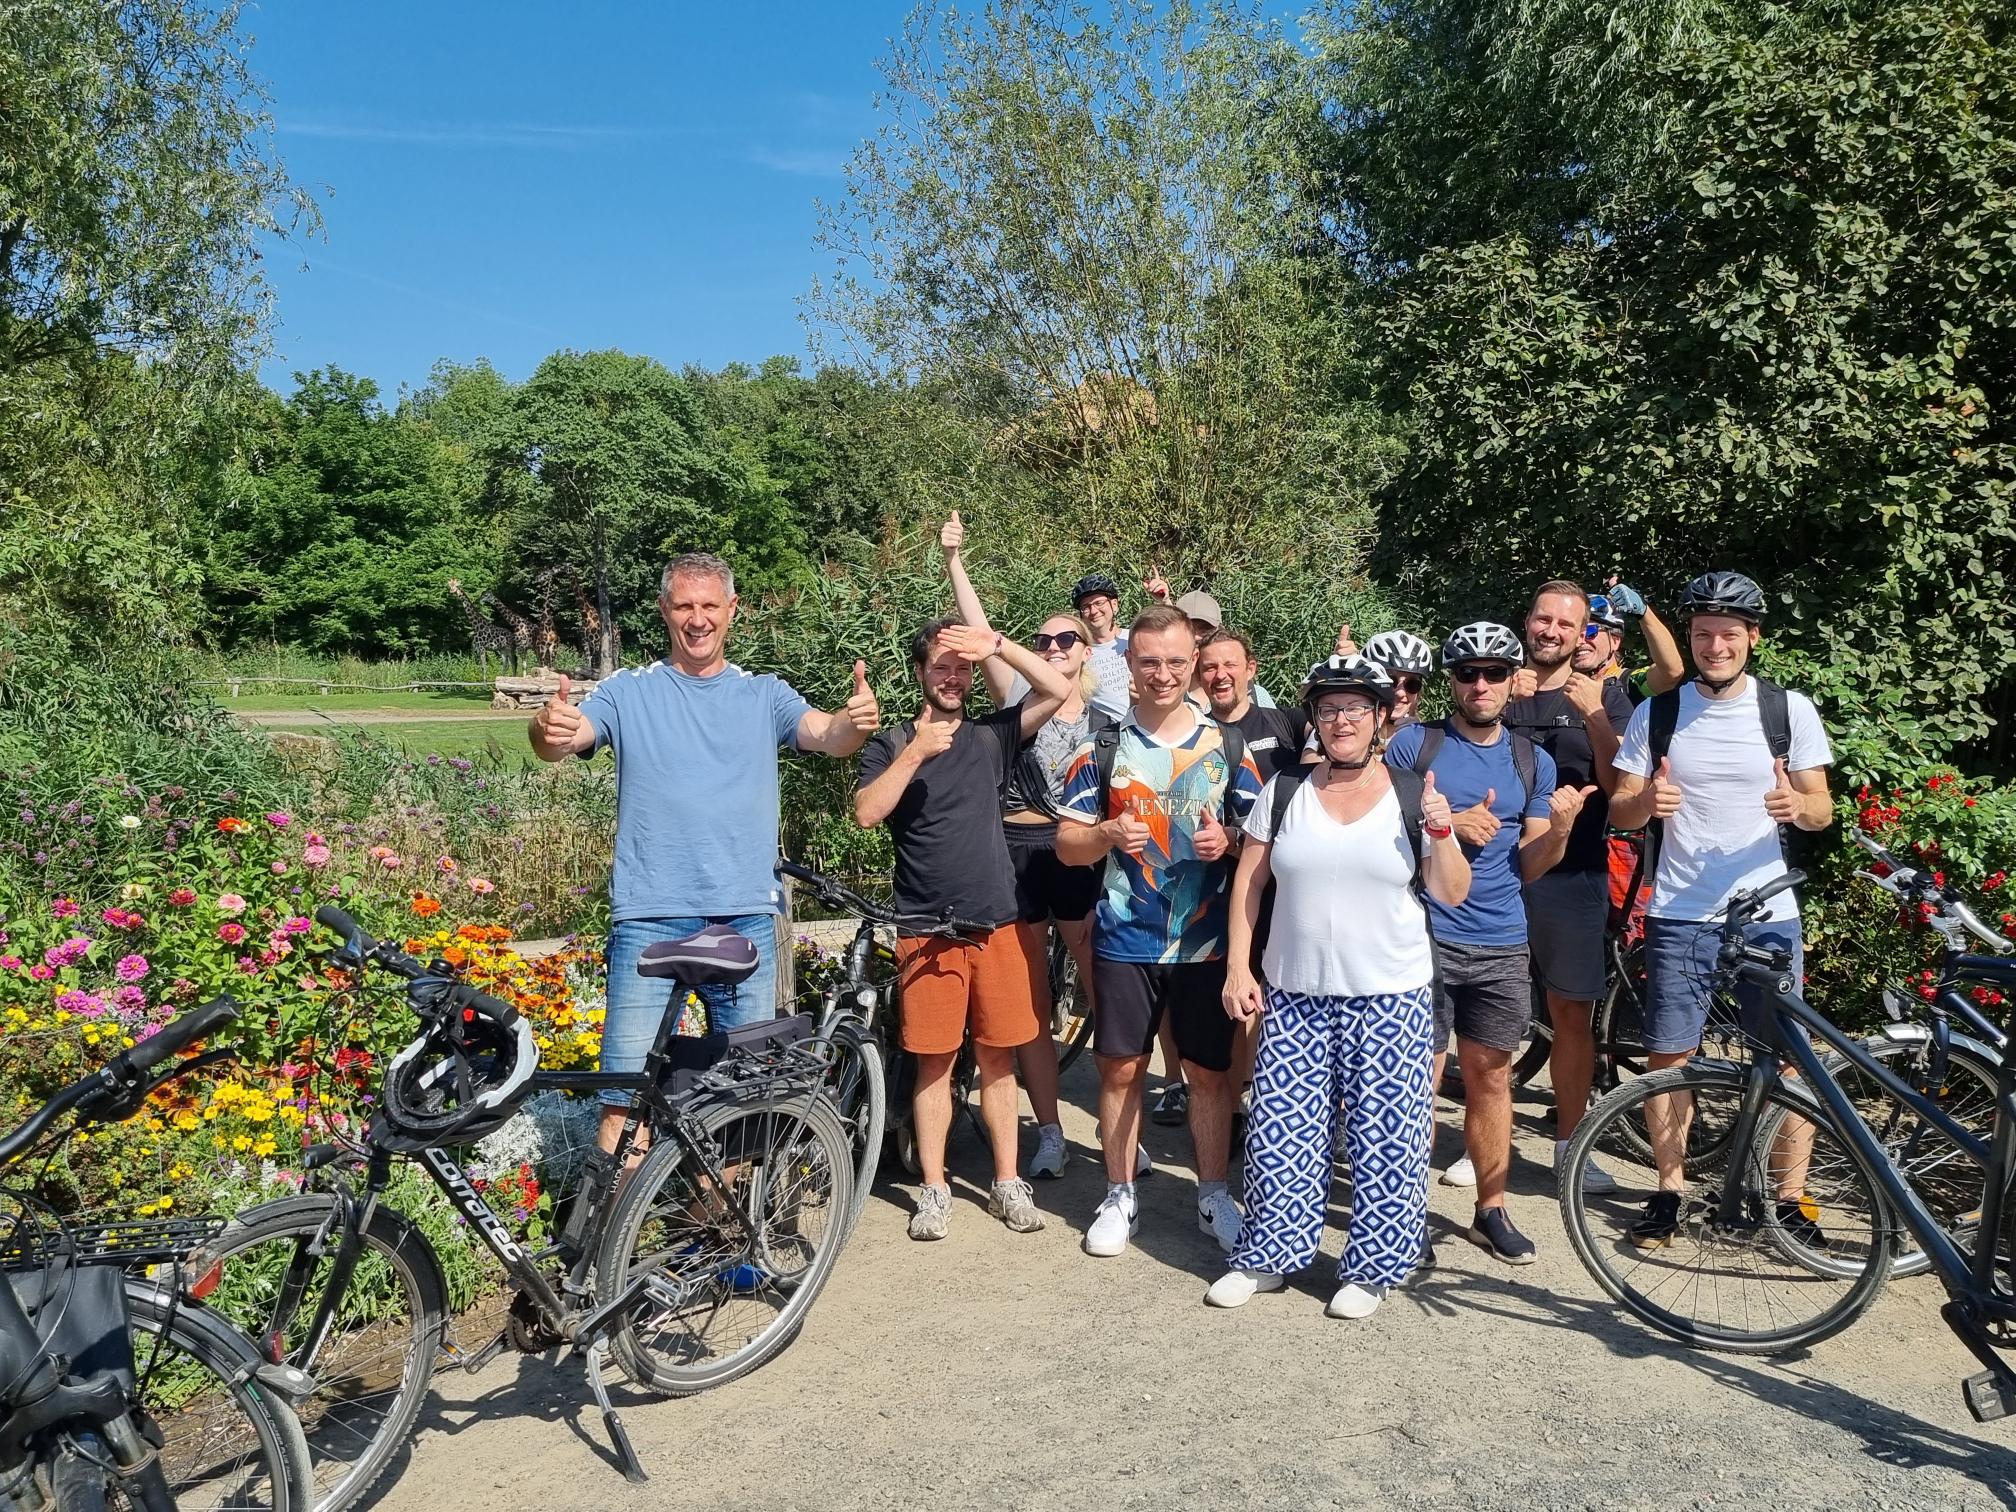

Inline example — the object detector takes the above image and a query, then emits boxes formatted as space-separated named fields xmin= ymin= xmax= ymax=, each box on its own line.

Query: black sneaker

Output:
xmin=1150 ymin=1082 xmax=1189 ymax=1127
xmin=1630 ymin=1190 xmax=1683 ymax=1250
xmin=1466 ymin=1206 xmax=1537 ymax=1266
xmin=1775 ymin=1197 xmax=1830 ymax=1252
xmin=1414 ymin=1225 xmax=1437 ymax=1276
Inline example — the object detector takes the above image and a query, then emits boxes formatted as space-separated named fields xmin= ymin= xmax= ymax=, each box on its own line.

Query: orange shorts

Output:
xmin=894 ymin=923 xmax=1045 ymax=1055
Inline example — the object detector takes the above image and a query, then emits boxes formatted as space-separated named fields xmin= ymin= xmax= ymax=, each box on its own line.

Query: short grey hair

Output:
xmin=661 ymin=552 xmax=735 ymax=598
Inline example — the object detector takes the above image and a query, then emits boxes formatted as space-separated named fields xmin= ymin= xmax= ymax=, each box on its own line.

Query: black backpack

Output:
xmin=1645 ymin=675 xmax=1798 ymax=871
xmin=1406 ymin=721 xmax=1539 ymax=814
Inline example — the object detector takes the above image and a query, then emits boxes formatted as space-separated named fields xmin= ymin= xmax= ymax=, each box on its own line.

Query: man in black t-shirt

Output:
xmin=1505 ymin=582 xmax=1633 ymax=1194
xmin=1197 ymin=628 xmax=1307 ymax=780
xmin=855 ymin=617 xmax=1073 ymax=1241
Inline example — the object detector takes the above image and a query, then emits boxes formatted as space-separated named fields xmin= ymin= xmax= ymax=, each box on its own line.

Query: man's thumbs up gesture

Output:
xmin=1649 ymin=757 xmax=1685 ymax=819
xmin=1452 ymin=787 xmax=1501 ymax=847
xmin=845 ymin=660 xmax=880 ymax=735
xmin=1549 ymin=783 xmax=1601 ymax=834
xmin=1194 ymin=807 xmax=1232 ymax=862
xmin=1763 ymin=757 xmax=1802 ymax=824
xmin=531 ymin=672 xmax=588 ymax=758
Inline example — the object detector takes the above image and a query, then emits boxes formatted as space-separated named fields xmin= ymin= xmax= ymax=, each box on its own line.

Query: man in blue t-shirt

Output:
xmin=1384 ymin=622 xmax=1591 ymax=1265
xmin=530 ymin=551 xmax=881 ymax=1149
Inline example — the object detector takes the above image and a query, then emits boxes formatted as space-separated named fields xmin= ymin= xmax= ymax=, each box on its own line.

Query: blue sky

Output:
xmin=249 ymin=2 xmax=910 ymax=400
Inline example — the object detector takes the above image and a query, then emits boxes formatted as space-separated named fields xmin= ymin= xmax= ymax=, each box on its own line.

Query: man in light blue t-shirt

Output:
xmin=531 ymin=551 xmax=880 ymax=1145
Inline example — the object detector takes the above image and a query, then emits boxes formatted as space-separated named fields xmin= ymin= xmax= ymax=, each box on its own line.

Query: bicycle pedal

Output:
xmin=452 ymin=1331 xmax=511 ymax=1375
xmin=1964 ymin=1369 xmax=2016 ymax=1423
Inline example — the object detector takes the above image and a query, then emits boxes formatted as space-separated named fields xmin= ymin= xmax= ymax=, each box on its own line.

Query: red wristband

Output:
xmin=1424 ymin=823 xmax=1454 ymax=840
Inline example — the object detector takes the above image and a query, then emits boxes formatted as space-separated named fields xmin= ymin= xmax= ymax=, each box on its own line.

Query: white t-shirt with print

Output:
xmin=1613 ymin=680 xmax=1832 ymax=924
xmin=1244 ymin=778 xmax=1434 ymax=998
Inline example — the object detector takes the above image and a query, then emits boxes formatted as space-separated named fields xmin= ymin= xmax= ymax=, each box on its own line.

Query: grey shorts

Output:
xmin=1523 ymin=869 xmax=1609 ymax=1002
xmin=1643 ymin=916 xmax=1804 ymax=1055
xmin=1431 ymin=941 xmax=1531 ymax=1055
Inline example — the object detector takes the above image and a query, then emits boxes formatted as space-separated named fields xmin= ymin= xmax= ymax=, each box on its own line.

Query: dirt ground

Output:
xmin=373 ymin=1063 xmax=2016 ymax=1512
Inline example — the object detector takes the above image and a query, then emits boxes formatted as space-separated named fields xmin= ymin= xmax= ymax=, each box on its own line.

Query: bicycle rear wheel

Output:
xmin=601 ymin=1092 xmax=853 ymax=1395
xmin=818 ymin=1019 xmax=885 ymax=1243
xmin=1756 ymin=1033 xmax=1999 ymax=1280
xmin=1560 ymin=1064 xmax=1893 ymax=1353
xmin=125 ymin=1283 xmax=315 ymax=1511
xmin=190 ymin=1195 xmax=446 ymax=1512
xmin=1050 ymin=934 xmax=1094 ymax=1075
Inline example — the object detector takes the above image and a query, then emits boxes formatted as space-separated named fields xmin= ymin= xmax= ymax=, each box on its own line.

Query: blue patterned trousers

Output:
xmin=1231 ymin=984 xmax=1435 ymax=1287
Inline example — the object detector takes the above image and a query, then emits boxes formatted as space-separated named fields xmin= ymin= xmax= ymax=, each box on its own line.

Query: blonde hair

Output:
xmin=1037 ymin=612 xmax=1100 ymax=701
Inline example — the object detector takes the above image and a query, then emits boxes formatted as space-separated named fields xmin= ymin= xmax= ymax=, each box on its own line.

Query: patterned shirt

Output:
xmin=1057 ymin=715 xmax=1264 ymax=963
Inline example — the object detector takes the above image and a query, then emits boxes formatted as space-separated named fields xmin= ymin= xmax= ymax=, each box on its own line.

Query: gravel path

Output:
xmin=234 ymin=708 xmax=525 ymax=726
xmin=373 ymin=1064 xmax=2016 ymax=1511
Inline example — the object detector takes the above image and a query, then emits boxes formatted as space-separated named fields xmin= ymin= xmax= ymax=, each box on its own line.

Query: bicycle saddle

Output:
xmin=637 ymin=925 xmax=761 ymax=986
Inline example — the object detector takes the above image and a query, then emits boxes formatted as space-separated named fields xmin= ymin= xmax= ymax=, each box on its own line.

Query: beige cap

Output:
xmin=1174 ymin=590 xmax=1223 ymax=628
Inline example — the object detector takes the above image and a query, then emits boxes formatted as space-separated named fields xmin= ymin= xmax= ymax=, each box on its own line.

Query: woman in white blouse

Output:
xmin=1208 ymin=655 xmax=1469 ymax=1319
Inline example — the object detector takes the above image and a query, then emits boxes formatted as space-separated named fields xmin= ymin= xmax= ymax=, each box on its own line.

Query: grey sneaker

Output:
xmin=1030 ymin=1124 xmax=1068 ymax=1180
xmin=908 ymin=1182 xmax=952 ymax=1241
xmin=990 ymin=1177 xmax=1046 ymax=1233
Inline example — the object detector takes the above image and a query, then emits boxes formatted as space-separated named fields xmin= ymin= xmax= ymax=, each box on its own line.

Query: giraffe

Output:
xmin=481 ymin=590 xmax=541 ymax=672
xmin=446 ymin=578 xmax=519 ymax=677
xmin=531 ymin=567 xmax=563 ymax=673
xmin=563 ymin=567 xmax=614 ymax=678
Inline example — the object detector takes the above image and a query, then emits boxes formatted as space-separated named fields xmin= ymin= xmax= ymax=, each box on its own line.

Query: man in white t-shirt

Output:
xmin=1608 ymin=571 xmax=1834 ymax=1246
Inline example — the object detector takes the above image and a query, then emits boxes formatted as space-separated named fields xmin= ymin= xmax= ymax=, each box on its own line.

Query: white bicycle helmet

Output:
xmin=1362 ymin=630 xmax=1436 ymax=676
xmin=377 ymin=984 xmax=538 ymax=1150
xmin=1441 ymin=622 xmax=1526 ymax=669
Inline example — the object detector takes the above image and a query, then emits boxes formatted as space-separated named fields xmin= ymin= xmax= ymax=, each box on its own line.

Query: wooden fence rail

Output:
xmin=193 ymin=677 xmax=495 ymax=697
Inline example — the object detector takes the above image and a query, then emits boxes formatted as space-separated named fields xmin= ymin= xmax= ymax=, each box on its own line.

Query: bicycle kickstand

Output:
xmin=581 ymin=1333 xmax=648 ymax=1483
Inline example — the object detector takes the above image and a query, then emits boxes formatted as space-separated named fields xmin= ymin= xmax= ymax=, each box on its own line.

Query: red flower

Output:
xmin=217 ymin=921 xmax=247 ymax=945
xmin=1985 ymin=873 xmax=2007 ymax=891
xmin=217 ymin=817 xmax=250 ymax=834
xmin=1965 ymin=797 xmax=1978 ymax=808
xmin=168 ymin=887 xmax=196 ymax=907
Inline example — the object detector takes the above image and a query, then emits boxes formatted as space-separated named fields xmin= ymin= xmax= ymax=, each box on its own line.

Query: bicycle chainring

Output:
xmin=505 ymin=1289 xmax=564 ymax=1353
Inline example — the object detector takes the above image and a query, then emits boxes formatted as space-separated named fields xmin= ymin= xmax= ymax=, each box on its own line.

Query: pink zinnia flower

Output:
xmin=379 ymin=855 xmax=402 ymax=870
xmin=112 ymin=985 xmax=147 ymax=1014
xmin=270 ymin=860 xmax=288 ymax=875
xmin=43 ymin=937 xmax=91 ymax=969
xmin=302 ymin=844 xmax=332 ymax=868
xmin=0 ymin=955 xmax=20 ymax=972
xmin=265 ymin=811 xmax=293 ymax=828
xmin=50 ymin=897 xmax=78 ymax=919
xmin=114 ymin=954 xmax=149 ymax=983
xmin=168 ymin=887 xmax=197 ymax=907
xmin=55 ymin=990 xmax=104 ymax=1018
xmin=437 ymin=856 xmax=458 ymax=873
xmin=28 ymin=964 xmax=54 ymax=981
xmin=217 ymin=894 xmax=247 ymax=915
xmin=283 ymin=916 xmax=312 ymax=935
xmin=467 ymin=877 xmax=496 ymax=895
xmin=217 ymin=922 xmax=247 ymax=945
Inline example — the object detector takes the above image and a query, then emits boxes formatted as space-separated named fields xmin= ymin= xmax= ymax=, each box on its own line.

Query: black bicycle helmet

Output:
xmin=376 ymin=985 xmax=537 ymax=1150
xmin=1678 ymin=571 xmax=1766 ymax=623
xmin=1070 ymin=573 xmax=1121 ymax=609
xmin=1302 ymin=654 xmax=1396 ymax=710
xmin=1362 ymin=630 xmax=1436 ymax=676
xmin=1440 ymin=622 xmax=1526 ymax=669
xmin=1587 ymin=594 xmax=1625 ymax=633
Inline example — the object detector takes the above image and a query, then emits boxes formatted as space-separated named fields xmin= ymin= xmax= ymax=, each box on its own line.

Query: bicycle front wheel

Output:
xmin=125 ymin=1283 xmax=315 ymax=1511
xmin=1561 ymin=1064 xmax=1894 ymax=1353
xmin=191 ymin=1195 xmax=447 ymax=1512
xmin=601 ymin=1092 xmax=853 ymax=1395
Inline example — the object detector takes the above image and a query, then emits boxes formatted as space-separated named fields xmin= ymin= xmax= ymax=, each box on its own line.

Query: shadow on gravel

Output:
xmin=1405 ymin=1265 xmax=2016 ymax=1506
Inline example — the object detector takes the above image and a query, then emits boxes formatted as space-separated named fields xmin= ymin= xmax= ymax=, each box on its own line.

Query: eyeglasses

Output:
xmin=1314 ymin=703 xmax=1377 ymax=724
xmin=1450 ymin=664 xmax=1513 ymax=685
xmin=1394 ymin=676 xmax=1424 ymax=696
xmin=1033 ymin=631 xmax=1083 ymax=652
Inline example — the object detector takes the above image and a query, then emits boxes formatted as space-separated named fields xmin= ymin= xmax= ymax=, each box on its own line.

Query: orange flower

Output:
xmin=216 ymin=817 xmax=250 ymax=834
xmin=409 ymin=895 xmax=443 ymax=919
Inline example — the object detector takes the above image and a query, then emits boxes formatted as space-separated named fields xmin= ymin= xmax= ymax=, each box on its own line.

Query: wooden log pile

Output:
xmin=490 ymin=674 xmax=600 ymax=710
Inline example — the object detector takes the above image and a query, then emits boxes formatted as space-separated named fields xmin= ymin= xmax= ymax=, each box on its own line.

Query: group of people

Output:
xmin=529 ymin=533 xmax=1833 ymax=1323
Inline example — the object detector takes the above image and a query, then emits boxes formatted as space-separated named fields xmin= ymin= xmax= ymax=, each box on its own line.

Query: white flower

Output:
xmin=120 ymin=883 xmax=146 ymax=901
xmin=118 ymin=815 xmax=142 ymax=830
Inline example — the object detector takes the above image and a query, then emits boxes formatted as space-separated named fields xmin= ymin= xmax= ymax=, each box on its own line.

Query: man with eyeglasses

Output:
xmin=1384 ymin=622 xmax=1592 ymax=1264
xmin=1504 ymin=583 xmax=1634 ymax=1194
xmin=1070 ymin=573 xmax=1135 ymax=720
xmin=1574 ymin=580 xmax=1684 ymax=706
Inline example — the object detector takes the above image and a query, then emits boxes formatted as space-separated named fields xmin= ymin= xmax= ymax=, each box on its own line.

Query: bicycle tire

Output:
xmin=1050 ymin=934 xmax=1094 ymax=1076
xmin=601 ymin=1091 xmax=853 ymax=1395
xmin=819 ymin=1020 xmax=886 ymax=1244
xmin=190 ymin=1195 xmax=447 ymax=1512
xmin=1561 ymin=1064 xmax=1893 ymax=1353
xmin=1755 ymin=1033 xmax=2000 ymax=1281
xmin=124 ymin=1282 xmax=316 ymax=1512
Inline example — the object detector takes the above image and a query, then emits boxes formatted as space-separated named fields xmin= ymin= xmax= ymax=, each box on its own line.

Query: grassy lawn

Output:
xmin=326 ymin=720 xmax=542 ymax=766
xmin=225 ymin=689 xmax=500 ymax=714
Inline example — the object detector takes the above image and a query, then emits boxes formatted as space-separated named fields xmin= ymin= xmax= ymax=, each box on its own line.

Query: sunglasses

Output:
xmin=1451 ymin=664 xmax=1513 ymax=685
xmin=1394 ymin=675 xmax=1424 ymax=696
xmin=1033 ymin=631 xmax=1083 ymax=652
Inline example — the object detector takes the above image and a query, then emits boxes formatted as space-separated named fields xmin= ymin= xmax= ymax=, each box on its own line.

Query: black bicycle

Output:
xmin=1560 ymin=867 xmax=2016 ymax=1424
xmin=1 ymin=996 xmax=316 ymax=1511
xmin=189 ymin=906 xmax=853 ymax=1509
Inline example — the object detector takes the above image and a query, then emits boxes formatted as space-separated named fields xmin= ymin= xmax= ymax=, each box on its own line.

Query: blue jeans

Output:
xmin=600 ymin=915 xmax=780 ymax=1104
xmin=1643 ymin=915 xmax=1804 ymax=1055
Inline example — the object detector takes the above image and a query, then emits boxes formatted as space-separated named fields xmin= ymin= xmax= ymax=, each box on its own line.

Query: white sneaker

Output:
xmin=1197 ymin=1191 xmax=1243 ymax=1253
xmin=1326 ymin=1281 xmax=1389 ymax=1319
xmin=1030 ymin=1124 xmax=1068 ymax=1180
xmin=1439 ymin=1155 xmax=1477 ymax=1188
xmin=1554 ymin=1140 xmax=1617 ymax=1193
xmin=1084 ymin=1191 xmax=1139 ymax=1257
xmin=1205 ymin=1269 xmax=1285 ymax=1309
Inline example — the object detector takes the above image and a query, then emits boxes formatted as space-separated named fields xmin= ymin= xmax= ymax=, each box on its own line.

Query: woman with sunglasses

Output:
xmin=1336 ymin=624 xmax=1436 ymax=738
xmin=1209 ymin=654 xmax=1469 ymax=1319
xmin=943 ymin=514 xmax=1109 ymax=1180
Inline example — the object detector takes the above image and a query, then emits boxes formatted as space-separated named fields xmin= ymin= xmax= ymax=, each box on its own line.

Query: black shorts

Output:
xmin=1091 ymin=958 xmax=1235 ymax=1072
xmin=1004 ymin=822 xmax=1101 ymax=924
xmin=1430 ymin=941 xmax=1532 ymax=1055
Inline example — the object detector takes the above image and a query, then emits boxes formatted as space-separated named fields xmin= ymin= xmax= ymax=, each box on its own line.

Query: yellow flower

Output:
xmin=232 ymin=1135 xmax=251 ymax=1151
xmin=173 ymin=1112 xmax=199 ymax=1132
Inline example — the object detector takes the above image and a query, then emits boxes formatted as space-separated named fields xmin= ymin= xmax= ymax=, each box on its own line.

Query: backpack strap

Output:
xmin=1092 ymin=724 xmax=1124 ymax=815
xmin=1385 ymin=764 xmax=1429 ymax=901
xmin=1509 ymin=731 xmax=1538 ymax=810
xmin=1211 ymin=719 xmax=1247 ymax=824
xmin=1267 ymin=764 xmax=1313 ymax=838
xmin=1409 ymin=722 xmax=1446 ymax=776
xmin=1754 ymin=676 xmax=1792 ymax=762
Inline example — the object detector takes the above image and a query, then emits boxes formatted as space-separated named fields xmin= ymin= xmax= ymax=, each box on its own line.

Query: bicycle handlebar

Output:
xmin=316 ymin=905 xmax=521 ymax=1025
xmin=1851 ymin=831 xmax=2014 ymax=953
xmin=775 ymin=859 xmax=989 ymax=938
